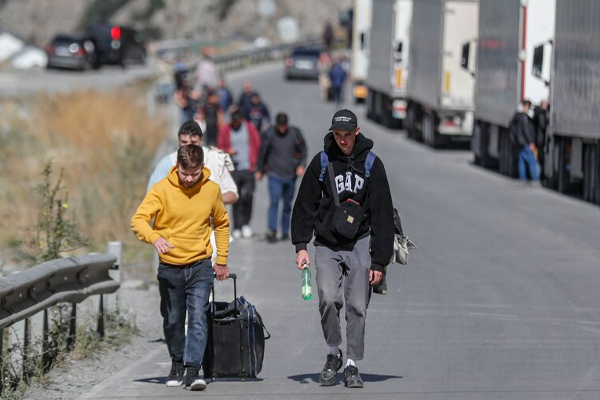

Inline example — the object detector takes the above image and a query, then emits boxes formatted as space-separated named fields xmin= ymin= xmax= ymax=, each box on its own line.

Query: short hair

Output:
xmin=177 ymin=144 xmax=204 ymax=169
xmin=231 ymin=109 xmax=243 ymax=120
xmin=276 ymin=113 xmax=288 ymax=126
xmin=522 ymin=100 xmax=532 ymax=108
xmin=178 ymin=120 xmax=203 ymax=137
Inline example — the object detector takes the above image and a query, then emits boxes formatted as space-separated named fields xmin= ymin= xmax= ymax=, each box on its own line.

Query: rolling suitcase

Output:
xmin=203 ymin=273 xmax=270 ymax=380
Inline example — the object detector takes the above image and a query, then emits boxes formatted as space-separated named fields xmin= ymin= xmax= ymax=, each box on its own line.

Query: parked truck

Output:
xmin=540 ymin=0 xmax=600 ymax=204
xmin=404 ymin=0 xmax=479 ymax=147
xmin=365 ymin=0 xmax=412 ymax=128
xmin=470 ymin=0 xmax=555 ymax=176
xmin=350 ymin=0 xmax=372 ymax=103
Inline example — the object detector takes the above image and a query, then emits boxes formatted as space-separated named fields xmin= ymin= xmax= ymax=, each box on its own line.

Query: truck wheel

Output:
xmin=366 ymin=91 xmax=375 ymax=121
xmin=405 ymin=104 xmax=417 ymax=140
xmin=557 ymin=137 xmax=574 ymax=194
xmin=584 ymin=144 xmax=600 ymax=205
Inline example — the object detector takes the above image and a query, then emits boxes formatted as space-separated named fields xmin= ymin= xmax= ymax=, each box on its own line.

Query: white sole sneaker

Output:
xmin=165 ymin=379 xmax=183 ymax=387
xmin=188 ymin=378 xmax=207 ymax=391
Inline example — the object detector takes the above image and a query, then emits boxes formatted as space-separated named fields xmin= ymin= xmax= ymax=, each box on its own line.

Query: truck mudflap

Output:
xmin=437 ymin=111 xmax=474 ymax=136
xmin=392 ymin=99 xmax=407 ymax=120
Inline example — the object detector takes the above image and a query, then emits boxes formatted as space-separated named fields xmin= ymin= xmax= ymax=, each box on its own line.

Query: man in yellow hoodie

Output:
xmin=131 ymin=144 xmax=230 ymax=391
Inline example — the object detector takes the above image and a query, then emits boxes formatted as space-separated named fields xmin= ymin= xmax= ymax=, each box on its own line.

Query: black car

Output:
xmin=45 ymin=33 xmax=97 ymax=71
xmin=86 ymin=24 xmax=146 ymax=68
xmin=284 ymin=47 xmax=321 ymax=80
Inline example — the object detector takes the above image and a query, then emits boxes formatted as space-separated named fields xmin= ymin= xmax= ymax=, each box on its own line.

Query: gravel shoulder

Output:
xmin=22 ymin=283 xmax=163 ymax=400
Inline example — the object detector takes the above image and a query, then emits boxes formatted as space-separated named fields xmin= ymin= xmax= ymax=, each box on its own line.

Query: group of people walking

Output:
xmin=132 ymin=83 xmax=397 ymax=390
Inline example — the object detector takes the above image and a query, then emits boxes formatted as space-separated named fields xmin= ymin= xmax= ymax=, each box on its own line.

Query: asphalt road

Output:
xmin=50 ymin=62 xmax=600 ymax=399
xmin=0 ymin=63 xmax=153 ymax=97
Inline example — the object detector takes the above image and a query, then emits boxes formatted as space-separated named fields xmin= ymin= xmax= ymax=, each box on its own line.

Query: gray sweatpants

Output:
xmin=314 ymin=235 xmax=372 ymax=361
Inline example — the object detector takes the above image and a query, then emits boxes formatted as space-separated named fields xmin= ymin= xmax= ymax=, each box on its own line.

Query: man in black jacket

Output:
xmin=291 ymin=109 xmax=394 ymax=389
xmin=509 ymin=100 xmax=539 ymax=184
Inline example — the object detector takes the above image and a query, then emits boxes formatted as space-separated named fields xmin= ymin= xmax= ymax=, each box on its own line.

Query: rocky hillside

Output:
xmin=0 ymin=0 xmax=352 ymax=47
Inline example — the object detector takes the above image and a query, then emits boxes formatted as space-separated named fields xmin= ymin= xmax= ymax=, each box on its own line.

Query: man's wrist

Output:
xmin=295 ymin=243 xmax=307 ymax=252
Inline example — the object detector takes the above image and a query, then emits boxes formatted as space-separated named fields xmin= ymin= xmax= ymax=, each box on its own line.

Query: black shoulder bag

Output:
xmin=327 ymin=162 xmax=366 ymax=239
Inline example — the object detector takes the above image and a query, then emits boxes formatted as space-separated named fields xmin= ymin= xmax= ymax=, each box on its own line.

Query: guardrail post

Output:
xmin=23 ymin=318 xmax=30 ymax=382
xmin=42 ymin=309 xmax=51 ymax=372
xmin=106 ymin=241 xmax=122 ymax=313
xmin=97 ymin=295 xmax=105 ymax=339
xmin=1 ymin=328 xmax=4 ymax=395
xmin=66 ymin=303 xmax=76 ymax=351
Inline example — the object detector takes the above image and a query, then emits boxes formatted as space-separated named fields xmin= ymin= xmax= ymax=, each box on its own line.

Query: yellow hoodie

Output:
xmin=131 ymin=166 xmax=230 ymax=266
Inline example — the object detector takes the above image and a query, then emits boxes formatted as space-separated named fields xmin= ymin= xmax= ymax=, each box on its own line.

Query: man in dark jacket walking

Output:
xmin=509 ymin=100 xmax=539 ymax=184
xmin=329 ymin=59 xmax=347 ymax=106
xmin=257 ymin=113 xmax=307 ymax=242
xmin=291 ymin=109 xmax=394 ymax=389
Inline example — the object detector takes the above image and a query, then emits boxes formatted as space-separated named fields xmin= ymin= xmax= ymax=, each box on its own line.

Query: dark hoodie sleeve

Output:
xmin=291 ymin=154 xmax=322 ymax=252
xmin=368 ymin=157 xmax=395 ymax=271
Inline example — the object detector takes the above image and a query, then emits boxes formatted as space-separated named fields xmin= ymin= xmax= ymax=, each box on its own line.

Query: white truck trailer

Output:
xmin=471 ymin=0 xmax=555 ymax=176
xmin=539 ymin=0 xmax=600 ymax=204
xmin=350 ymin=0 xmax=372 ymax=103
xmin=404 ymin=0 xmax=479 ymax=147
xmin=365 ymin=0 xmax=412 ymax=128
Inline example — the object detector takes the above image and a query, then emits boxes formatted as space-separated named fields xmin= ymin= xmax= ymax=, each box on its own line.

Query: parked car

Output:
xmin=284 ymin=47 xmax=321 ymax=80
xmin=86 ymin=24 xmax=146 ymax=69
xmin=45 ymin=33 xmax=97 ymax=71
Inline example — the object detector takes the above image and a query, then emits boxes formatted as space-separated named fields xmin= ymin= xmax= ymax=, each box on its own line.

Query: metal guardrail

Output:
xmin=0 ymin=253 xmax=120 ymax=395
xmin=212 ymin=38 xmax=322 ymax=73
xmin=0 ymin=254 xmax=119 ymax=330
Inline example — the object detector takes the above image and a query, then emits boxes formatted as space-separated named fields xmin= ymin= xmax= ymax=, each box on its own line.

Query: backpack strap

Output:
xmin=319 ymin=151 xmax=328 ymax=182
xmin=365 ymin=151 xmax=376 ymax=178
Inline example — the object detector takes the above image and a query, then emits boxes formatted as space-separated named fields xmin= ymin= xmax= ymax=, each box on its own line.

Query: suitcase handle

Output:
xmin=210 ymin=272 xmax=237 ymax=313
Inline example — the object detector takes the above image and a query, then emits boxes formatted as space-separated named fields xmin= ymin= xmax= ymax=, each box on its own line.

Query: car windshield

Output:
xmin=292 ymin=49 xmax=320 ymax=57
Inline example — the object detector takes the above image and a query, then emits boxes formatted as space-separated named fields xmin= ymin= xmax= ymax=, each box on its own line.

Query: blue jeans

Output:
xmin=268 ymin=174 xmax=296 ymax=235
xmin=157 ymin=259 xmax=213 ymax=368
xmin=518 ymin=145 xmax=539 ymax=181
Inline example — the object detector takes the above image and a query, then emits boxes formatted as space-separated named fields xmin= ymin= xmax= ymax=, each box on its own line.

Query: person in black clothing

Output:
xmin=509 ymin=100 xmax=539 ymax=184
xmin=291 ymin=109 xmax=394 ymax=389
xmin=532 ymin=100 xmax=549 ymax=179
xmin=196 ymin=89 xmax=223 ymax=147
xmin=243 ymin=93 xmax=271 ymax=133
xmin=257 ymin=113 xmax=307 ymax=242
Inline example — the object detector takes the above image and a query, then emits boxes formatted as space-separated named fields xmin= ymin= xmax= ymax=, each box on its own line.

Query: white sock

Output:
xmin=346 ymin=359 xmax=356 ymax=368
xmin=329 ymin=346 xmax=340 ymax=356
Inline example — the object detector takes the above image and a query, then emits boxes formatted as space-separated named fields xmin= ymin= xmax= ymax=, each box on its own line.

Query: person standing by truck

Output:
xmin=509 ymin=100 xmax=539 ymax=185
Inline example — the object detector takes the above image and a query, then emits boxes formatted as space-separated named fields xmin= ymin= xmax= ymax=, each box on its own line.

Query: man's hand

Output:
xmin=296 ymin=166 xmax=305 ymax=177
xmin=153 ymin=237 xmax=175 ymax=254
xmin=227 ymin=148 xmax=237 ymax=156
xmin=369 ymin=270 xmax=383 ymax=285
xmin=213 ymin=264 xmax=229 ymax=281
xmin=529 ymin=142 xmax=536 ymax=151
xmin=256 ymin=172 xmax=264 ymax=181
xmin=296 ymin=250 xmax=310 ymax=270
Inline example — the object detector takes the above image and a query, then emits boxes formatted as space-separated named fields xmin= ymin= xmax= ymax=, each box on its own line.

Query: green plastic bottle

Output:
xmin=301 ymin=267 xmax=313 ymax=301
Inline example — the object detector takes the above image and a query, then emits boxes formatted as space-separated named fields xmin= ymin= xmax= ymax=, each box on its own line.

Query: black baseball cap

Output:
xmin=329 ymin=109 xmax=358 ymax=131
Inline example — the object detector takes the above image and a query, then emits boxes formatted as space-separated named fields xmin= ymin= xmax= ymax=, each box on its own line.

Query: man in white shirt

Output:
xmin=148 ymin=120 xmax=238 ymax=205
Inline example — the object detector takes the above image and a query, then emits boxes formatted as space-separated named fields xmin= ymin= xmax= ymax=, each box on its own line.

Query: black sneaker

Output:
xmin=344 ymin=365 xmax=364 ymax=388
xmin=319 ymin=350 xmax=343 ymax=386
xmin=265 ymin=230 xmax=277 ymax=243
xmin=165 ymin=359 xmax=184 ymax=387
xmin=185 ymin=366 xmax=207 ymax=391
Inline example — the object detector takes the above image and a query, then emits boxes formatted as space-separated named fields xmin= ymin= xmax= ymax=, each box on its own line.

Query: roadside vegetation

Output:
xmin=0 ymin=82 xmax=167 ymax=278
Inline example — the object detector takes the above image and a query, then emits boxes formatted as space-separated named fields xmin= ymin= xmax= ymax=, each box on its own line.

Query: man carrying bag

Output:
xmin=291 ymin=109 xmax=394 ymax=389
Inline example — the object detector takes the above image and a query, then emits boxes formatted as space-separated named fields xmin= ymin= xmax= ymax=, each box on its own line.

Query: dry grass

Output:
xmin=0 ymin=85 xmax=168 ymax=277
